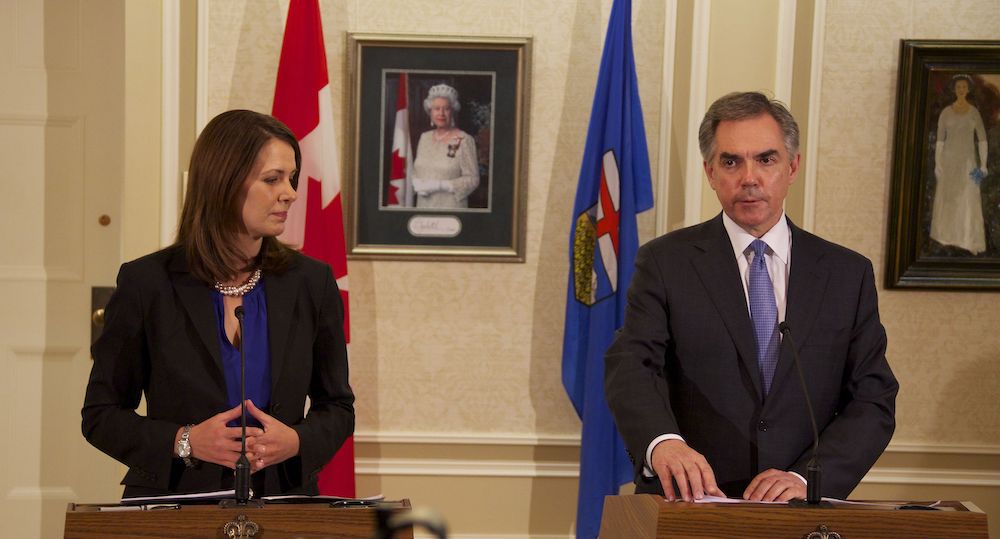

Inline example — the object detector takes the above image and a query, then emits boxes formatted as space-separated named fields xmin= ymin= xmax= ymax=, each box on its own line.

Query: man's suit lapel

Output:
xmin=168 ymin=250 xmax=224 ymax=377
xmin=264 ymin=264 xmax=298 ymax=392
xmin=767 ymin=221 xmax=829 ymax=399
xmin=690 ymin=216 xmax=763 ymax=399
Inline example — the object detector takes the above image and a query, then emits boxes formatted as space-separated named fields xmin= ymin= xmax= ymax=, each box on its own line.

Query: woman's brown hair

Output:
xmin=176 ymin=110 xmax=301 ymax=284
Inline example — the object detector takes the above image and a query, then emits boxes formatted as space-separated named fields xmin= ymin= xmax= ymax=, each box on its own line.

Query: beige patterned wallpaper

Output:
xmin=206 ymin=0 xmax=1000 ymax=449
xmin=817 ymin=1 xmax=1000 ymax=444
xmin=206 ymin=0 xmax=664 ymax=438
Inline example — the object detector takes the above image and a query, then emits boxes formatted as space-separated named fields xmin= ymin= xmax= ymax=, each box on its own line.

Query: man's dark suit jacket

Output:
xmin=605 ymin=214 xmax=898 ymax=497
xmin=82 ymin=245 xmax=354 ymax=497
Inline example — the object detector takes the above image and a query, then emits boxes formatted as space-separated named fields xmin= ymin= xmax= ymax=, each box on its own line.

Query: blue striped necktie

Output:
xmin=749 ymin=239 xmax=779 ymax=396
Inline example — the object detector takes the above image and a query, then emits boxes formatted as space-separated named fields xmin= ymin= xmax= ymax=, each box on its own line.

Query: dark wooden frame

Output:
xmin=345 ymin=34 xmax=531 ymax=262
xmin=886 ymin=39 xmax=1000 ymax=289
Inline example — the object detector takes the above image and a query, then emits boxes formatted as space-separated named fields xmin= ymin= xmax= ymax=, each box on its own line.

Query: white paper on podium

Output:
xmin=121 ymin=490 xmax=386 ymax=505
xmin=691 ymin=495 xmax=785 ymax=504
xmin=686 ymin=495 xmax=943 ymax=510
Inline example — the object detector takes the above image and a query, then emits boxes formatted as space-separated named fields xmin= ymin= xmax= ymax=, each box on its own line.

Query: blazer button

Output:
xmin=271 ymin=402 xmax=281 ymax=413
xmin=757 ymin=420 xmax=769 ymax=432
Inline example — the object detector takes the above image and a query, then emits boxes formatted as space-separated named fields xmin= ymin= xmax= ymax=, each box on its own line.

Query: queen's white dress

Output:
xmin=412 ymin=130 xmax=480 ymax=209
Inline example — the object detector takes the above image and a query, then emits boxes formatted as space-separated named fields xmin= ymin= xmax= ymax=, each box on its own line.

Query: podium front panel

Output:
xmin=65 ymin=501 xmax=413 ymax=539
xmin=601 ymin=495 xmax=988 ymax=539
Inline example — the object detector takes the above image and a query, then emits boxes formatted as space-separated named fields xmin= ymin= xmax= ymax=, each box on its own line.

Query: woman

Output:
xmin=82 ymin=110 xmax=354 ymax=498
xmin=931 ymin=74 xmax=989 ymax=254
xmin=411 ymin=83 xmax=480 ymax=209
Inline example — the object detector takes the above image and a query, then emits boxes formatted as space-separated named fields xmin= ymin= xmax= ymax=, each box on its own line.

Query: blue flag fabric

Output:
xmin=561 ymin=0 xmax=654 ymax=537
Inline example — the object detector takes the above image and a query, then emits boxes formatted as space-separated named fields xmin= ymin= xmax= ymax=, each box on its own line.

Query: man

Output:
xmin=604 ymin=92 xmax=898 ymax=503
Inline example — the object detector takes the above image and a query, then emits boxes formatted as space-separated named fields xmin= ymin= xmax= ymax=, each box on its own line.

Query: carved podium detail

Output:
xmin=805 ymin=524 xmax=841 ymax=539
xmin=223 ymin=513 xmax=259 ymax=538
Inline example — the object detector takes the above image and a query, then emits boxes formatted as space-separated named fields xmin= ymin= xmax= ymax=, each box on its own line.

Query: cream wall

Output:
xmin=4 ymin=0 xmax=989 ymax=537
xmin=203 ymin=0 xmax=646 ymax=449
xmin=815 ymin=1 xmax=1000 ymax=533
xmin=0 ymin=1 xmax=166 ymax=537
xmin=817 ymin=0 xmax=1000 ymax=445
xmin=201 ymin=1 xmax=662 ymax=535
xmin=198 ymin=1 xmax=1000 ymax=537
xmin=701 ymin=0 xmax=781 ymax=219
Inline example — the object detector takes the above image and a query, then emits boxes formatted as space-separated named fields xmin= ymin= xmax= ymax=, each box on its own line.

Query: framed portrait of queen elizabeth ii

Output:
xmin=886 ymin=40 xmax=1000 ymax=289
xmin=346 ymin=34 xmax=531 ymax=262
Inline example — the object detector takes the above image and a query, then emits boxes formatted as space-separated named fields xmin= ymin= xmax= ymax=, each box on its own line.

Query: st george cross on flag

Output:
xmin=561 ymin=0 xmax=653 ymax=536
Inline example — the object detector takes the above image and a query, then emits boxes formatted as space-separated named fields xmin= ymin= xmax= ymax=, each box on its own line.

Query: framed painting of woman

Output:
xmin=886 ymin=40 xmax=1000 ymax=289
xmin=346 ymin=34 xmax=530 ymax=262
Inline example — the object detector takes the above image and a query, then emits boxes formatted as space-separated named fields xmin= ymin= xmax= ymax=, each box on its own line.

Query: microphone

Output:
xmin=778 ymin=321 xmax=826 ymax=506
xmin=233 ymin=305 xmax=252 ymax=505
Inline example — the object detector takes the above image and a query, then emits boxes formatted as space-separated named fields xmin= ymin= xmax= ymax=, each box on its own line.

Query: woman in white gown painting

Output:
xmin=931 ymin=74 xmax=989 ymax=254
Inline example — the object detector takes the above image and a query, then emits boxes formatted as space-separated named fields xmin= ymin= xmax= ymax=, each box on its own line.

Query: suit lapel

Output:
xmin=264 ymin=263 xmax=299 ymax=391
xmin=169 ymin=251 xmax=223 ymax=376
xmin=690 ymin=216 xmax=763 ymax=400
xmin=767 ymin=222 xmax=829 ymax=399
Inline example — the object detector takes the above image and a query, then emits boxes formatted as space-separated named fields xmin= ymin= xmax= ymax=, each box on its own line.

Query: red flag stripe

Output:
xmin=387 ymin=74 xmax=410 ymax=206
xmin=272 ymin=0 xmax=355 ymax=498
xmin=272 ymin=0 xmax=326 ymax=139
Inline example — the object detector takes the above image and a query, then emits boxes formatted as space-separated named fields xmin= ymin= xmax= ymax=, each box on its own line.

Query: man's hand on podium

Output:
xmin=743 ymin=469 xmax=806 ymax=502
xmin=650 ymin=439 xmax=726 ymax=502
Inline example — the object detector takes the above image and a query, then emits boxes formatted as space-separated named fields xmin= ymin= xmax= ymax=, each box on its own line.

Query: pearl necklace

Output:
xmin=214 ymin=268 xmax=262 ymax=297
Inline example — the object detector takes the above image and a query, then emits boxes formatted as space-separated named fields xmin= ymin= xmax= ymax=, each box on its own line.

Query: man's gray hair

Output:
xmin=698 ymin=92 xmax=799 ymax=162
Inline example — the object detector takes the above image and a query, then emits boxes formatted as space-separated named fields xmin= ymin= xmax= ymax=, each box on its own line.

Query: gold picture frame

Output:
xmin=345 ymin=33 xmax=531 ymax=262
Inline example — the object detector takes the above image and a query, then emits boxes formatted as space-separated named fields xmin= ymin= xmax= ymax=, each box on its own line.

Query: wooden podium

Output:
xmin=600 ymin=495 xmax=989 ymax=538
xmin=64 ymin=500 xmax=413 ymax=539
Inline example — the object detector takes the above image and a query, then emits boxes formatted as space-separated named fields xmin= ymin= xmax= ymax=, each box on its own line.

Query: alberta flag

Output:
xmin=561 ymin=0 xmax=653 ymax=537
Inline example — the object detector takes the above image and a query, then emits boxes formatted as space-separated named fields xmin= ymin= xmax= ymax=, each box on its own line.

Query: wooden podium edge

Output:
xmin=64 ymin=499 xmax=413 ymax=539
xmin=599 ymin=494 xmax=989 ymax=539
xmin=600 ymin=494 xmax=660 ymax=538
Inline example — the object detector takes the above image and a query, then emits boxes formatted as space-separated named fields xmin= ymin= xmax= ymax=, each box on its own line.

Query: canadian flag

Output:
xmin=386 ymin=73 xmax=413 ymax=207
xmin=272 ymin=0 xmax=355 ymax=497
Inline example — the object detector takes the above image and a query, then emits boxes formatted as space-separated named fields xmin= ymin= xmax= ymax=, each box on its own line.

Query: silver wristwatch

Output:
xmin=176 ymin=424 xmax=196 ymax=467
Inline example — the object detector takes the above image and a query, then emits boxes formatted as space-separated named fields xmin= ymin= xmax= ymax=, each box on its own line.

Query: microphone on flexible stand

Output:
xmin=220 ymin=305 xmax=261 ymax=508
xmin=233 ymin=306 xmax=251 ymax=504
xmin=779 ymin=321 xmax=830 ymax=507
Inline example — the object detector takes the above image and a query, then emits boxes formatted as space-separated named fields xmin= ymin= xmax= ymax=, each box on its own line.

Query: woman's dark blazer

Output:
xmin=82 ymin=244 xmax=355 ymax=497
